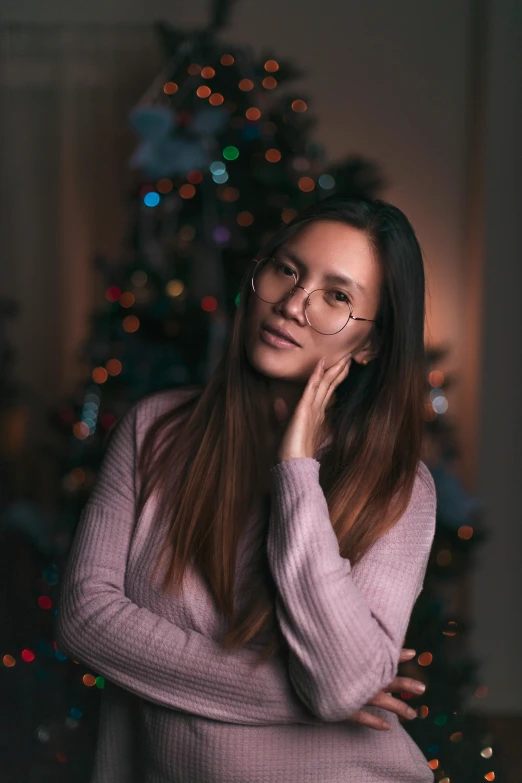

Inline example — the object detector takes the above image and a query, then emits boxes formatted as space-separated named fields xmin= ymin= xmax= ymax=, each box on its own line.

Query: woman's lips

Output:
xmin=260 ymin=327 xmax=301 ymax=349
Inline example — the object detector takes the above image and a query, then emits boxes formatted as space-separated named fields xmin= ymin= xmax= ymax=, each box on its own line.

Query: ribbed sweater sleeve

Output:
xmin=54 ymin=396 xmax=322 ymax=726
xmin=266 ymin=457 xmax=437 ymax=722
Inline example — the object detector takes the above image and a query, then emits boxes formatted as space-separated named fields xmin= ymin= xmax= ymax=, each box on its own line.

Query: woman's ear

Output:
xmin=352 ymin=337 xmax=380 ymax=365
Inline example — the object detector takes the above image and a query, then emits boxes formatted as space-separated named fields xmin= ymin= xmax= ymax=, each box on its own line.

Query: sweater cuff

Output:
xmin=270 ymin=457 xmax=321 ymax=499
xmin=268 ymin=457 xmax=342 ymax=557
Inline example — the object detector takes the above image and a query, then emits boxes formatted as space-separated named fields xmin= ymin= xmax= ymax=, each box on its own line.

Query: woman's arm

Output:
xmin=266 ymin=457 xmax=437 ymax=722
xmin=54 ymin=395 xmax=321 ymax=726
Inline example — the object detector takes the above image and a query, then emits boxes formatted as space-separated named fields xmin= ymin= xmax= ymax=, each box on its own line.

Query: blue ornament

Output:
xmin=189 ymin=106 xmax=230 ymax=136
xmin=129 ymin=106 xmax=176 ymax=139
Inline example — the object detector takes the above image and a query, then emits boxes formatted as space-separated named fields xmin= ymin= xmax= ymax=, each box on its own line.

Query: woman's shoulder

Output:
xmin=131 ymin=386 xmax=203 ymax=428
xmin=413 ymin=459 xmax=437 ymax=509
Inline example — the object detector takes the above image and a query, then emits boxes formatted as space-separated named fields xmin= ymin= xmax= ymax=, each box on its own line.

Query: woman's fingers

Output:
xmin=344 ymin=709 xmax=391 ymax=731
xmin=315 ymin=354 xmax=351 ymax=408
xmin=384 ymin=675 xmax=426 ymax=696
xmin=321 ymin=359 xmax=352 ymax=408
xmin=367 ymin=689 xmax=418 ymax=721
xmin=399 ymin=648 xmax=416 ymax=662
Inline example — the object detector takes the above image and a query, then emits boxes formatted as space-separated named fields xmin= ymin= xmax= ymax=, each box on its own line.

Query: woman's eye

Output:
xmin=329 ymin=290 xmax=350 ymax=304
xmin=277 ymin=263 xmax=296 ymax=278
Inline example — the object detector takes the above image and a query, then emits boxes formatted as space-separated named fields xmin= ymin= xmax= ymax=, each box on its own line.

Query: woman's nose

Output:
xmin=277 ymin=286 xmax=309 ymax=318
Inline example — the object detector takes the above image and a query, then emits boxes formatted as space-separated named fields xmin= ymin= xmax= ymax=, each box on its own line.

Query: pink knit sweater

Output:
xmin=55 ymin=389 xmax=436 ymax=783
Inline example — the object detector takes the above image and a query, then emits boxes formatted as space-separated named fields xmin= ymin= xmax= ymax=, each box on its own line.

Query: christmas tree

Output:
xmin=402 ymin=345 xmax=504 ymax=781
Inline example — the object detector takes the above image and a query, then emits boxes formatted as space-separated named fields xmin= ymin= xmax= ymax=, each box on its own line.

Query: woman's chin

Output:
xmin=247 ymin=345 xmax=309 ymax=383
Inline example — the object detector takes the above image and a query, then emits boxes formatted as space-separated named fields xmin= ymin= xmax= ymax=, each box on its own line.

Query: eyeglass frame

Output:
xmin=251 ymin=256 xmax=378 ymax=336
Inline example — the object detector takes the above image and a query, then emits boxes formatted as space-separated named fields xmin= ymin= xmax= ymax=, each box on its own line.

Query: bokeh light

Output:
xmin=265 ymin=148 xmax=281 ymax=163
xmin=179 ymin=184 xmax=196 ymax=199
xmin=237 ymin=211 xmax=254 ymax=226
xmin=245 ymin=107 xmax=261 ymax=120
xmin=201 ymin=296 xmax=218 ymax=312
xmin=143 ymin=192 xmax=160 ymax=208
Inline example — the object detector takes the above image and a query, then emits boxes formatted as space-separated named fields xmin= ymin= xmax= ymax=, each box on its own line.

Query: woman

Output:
xmin=56 ymin=195 xmax=437 ymax=783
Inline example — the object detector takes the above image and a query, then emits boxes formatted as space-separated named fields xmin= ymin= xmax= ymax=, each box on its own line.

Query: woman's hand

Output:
xmin=275 ymin=354 xmax=352 ymax=463
xmin=344 ymin=649 xmax=426 ymax=731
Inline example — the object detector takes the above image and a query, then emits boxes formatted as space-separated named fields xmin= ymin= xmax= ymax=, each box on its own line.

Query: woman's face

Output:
xmin=244 ymin=219 xmax=383 ymax=384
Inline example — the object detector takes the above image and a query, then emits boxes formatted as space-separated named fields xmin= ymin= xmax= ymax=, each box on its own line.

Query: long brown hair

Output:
xmin=137 ymin=195 xmax=430 ymax=663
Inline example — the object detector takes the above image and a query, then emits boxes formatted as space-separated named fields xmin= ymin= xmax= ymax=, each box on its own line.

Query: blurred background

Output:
xmin=0 ymin=1 xmax=520 ymax=781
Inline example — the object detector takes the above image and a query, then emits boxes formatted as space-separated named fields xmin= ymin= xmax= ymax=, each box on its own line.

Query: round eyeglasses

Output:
xmin=251 ymin=256 xmax=377 ymax=336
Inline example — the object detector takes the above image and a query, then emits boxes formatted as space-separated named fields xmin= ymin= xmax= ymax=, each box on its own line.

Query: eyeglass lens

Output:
xmin=252 ymin=257 xmax=352 ymax=335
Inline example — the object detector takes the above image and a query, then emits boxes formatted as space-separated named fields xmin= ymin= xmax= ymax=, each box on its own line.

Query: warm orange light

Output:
xmin=157 ymin=178 xmax=173 ymax=193
xmin=163 ymin=82 xmax=178 ymax=95
xmin=220 ymin=54 xmax=234 ymax=65
xmin=264 ymin=59 xmax=279 ymax=72
xmin=179 ymin=184 xmax=196 ymax=199
xmin=209 ymin=93 xmax=224 ymax=105
xmin=73 ymin=422 xmax=90 ymax=440
xmin=123 ymin=315 xmax=140 ymax=333
xmin=71 ymin=467 xmax=85 ymax=483
xmin=119 ymin=292 xmax=135 ymax=308
xmin=166 ymin=280 xmax=184 ymax=297
xmin=417 ymin=705 xmax=429 ymax=719
xmin=485 ymin=773 xmax=495 ymax=781
xmin=239 ymin=79 xmax=254 ymax=91
xmin=418 ymin=652 xmax=433 ymax=666
xmin=262 ymin=76 xmax=277 ymax=89
xmin=429 ymin=369 xmax=445 ymax=387
xmin=237 ymin=211 xmax=254 ymax=226
xmin=282 ymin=208 xmax=297 ymax=223
xmin=83 ymin=674 xmax=97 ymax=687
xmin=450 ymin=731 xmax=463 ymax=741
xmin=458 ymin=525 xmax=474 ymax=539
xmin=3 ymin=655 xmax=15 ymax=667
xmin=221 ymin=186 xmax=239 ymax=202
xmin=291 ymin=99 xmax=308 ymax=112
xmin=187 ymin=63 xmax=202 ymax=75
xmin=265 ymin=148 xmax=281 ymax=163
xmin=298 ymin=176 xmax=315 ymax=192
xmin=92 ymin=367 xmax=108 ymax=384
xmin=201 ymin=66 xmax=215 ymax=79
xmin=197 ymin=85 xmax=212 ymax=98
xmin=246 ymin=107 xmax=261 ymax=120
xmin=428 ymin=760 xmax=439 ymax=770
xmin=106 ymin=359 xmax=122 ymax=376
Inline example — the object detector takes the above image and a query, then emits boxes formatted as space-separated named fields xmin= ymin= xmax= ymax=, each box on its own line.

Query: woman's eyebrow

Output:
xmin=278 ymin=249 xmax=366 ymax=293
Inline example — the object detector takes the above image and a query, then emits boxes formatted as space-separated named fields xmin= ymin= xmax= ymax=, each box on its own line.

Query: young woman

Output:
xmin=56 ymin=195 xmax=437 ymax=783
